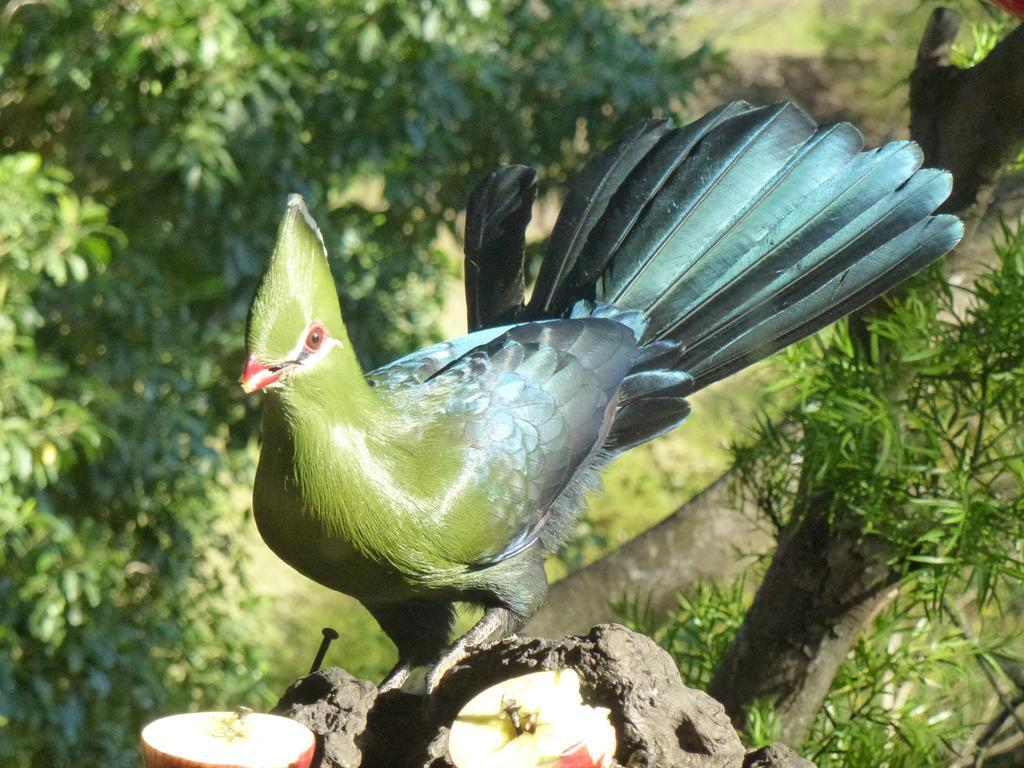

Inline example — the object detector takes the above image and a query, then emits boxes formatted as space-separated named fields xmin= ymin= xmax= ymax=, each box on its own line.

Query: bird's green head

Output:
xmin=241 ymin=195 xmax=354 ymax=395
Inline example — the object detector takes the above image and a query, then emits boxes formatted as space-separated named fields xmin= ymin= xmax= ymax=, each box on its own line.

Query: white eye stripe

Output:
xmin=286 ymin=325 xmax=342 ymax=363
xmin=302 ymin=337 xmax=343 ymax=367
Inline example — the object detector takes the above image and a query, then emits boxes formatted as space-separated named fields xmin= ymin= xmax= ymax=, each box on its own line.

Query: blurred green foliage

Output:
xmin=0 ymin=1 xmax=712 ymax=765
xmin=2 ymin=0 xmax=712 ymax=367
xmin=0 ymin=150 xmax=271 ymax=767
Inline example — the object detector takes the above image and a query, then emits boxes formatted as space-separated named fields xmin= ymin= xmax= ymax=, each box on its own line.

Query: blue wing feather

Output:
xmin=378 ymin=318 xmax=640 ymax=565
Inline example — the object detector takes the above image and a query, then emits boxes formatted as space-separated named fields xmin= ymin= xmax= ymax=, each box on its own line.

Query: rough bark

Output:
xmin=528 ymin=476 xmax=770 ymax=637
xmin=274 ymin=624 xmax=813 ymax=768
xmin=909 ymin=9 xmax=1024 ymax=226
xmin=707 ymin=515 xmax=899 ymax=745
xmin=743 ymin=744 xmax=817 ymax=768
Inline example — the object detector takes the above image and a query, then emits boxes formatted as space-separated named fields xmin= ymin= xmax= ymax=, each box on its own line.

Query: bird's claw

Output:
xmin=424 ymin=607 xmax=509 ymax=694
xmin=424 ymin=646 xmax=466 ymax=694
xmin=378 ymin=661 xmax=413 ymax=693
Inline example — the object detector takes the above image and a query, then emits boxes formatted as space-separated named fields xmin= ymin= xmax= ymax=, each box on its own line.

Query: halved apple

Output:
xmin=141 ymin=710 xmax=315 ymax=768
xmin=448 ymin=669 xmax=616 ymax=768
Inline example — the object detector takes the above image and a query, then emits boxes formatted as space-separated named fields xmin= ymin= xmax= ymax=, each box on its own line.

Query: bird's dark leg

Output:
xmin=425 ymin=605 xmax=522 ymax=694
xmin=423 ymin=549 xmax=549 ymax=693
xmin=366 ymin=599 xmax=455 ymax=693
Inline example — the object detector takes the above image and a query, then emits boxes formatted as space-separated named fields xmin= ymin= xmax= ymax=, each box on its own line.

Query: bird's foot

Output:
xmin=424 ymin=645 xmax=467 ymax=695
xmin=378 ymin=660 xmax=413 ymax=693
xmin=424 ymin=607 xmax=508 ymax=694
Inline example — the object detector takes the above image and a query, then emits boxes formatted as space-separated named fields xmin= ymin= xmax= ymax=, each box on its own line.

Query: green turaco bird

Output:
xmin=242 ymin=101 xmax=962 ymax=693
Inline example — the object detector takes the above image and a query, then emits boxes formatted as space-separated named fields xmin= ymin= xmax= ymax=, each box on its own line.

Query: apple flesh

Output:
xmin=141 ymin=710 xmax=315 ymax=768
xmin=448 ymin=669 xmax=616 ymax=768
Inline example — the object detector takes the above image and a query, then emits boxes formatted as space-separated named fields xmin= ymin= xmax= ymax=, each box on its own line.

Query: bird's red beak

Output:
xmin=240 ymin=353 xmax=284 ymax=394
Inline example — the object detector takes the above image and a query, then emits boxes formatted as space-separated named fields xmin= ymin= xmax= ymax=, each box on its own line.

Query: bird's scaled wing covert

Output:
xmin=371 ymin=318 xmax=639 ymax=565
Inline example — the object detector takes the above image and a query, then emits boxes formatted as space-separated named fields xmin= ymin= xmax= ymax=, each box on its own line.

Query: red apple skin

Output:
xmin=555 ymin=743 xmax=607 ymax=768
xmin=142 ymin=741 xmax=314 ymax=768
xmin=993 ymin=0 xmax=1024 ymax=18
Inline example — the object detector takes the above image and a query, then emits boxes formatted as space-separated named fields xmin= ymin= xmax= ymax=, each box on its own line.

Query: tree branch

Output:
xmin=910 ymin=10 xmax=1024 ymax=228
xmin=527 ymin=474 xmax=771 ymax=636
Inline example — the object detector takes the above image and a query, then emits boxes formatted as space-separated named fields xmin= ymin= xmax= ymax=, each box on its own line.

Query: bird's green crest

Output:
xmin=246 ymin=195 xmax=344 ymax=364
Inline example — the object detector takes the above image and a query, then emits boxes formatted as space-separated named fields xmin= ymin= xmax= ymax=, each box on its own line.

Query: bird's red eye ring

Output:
xmin=304 ymin=323 xmax=327 ymax=352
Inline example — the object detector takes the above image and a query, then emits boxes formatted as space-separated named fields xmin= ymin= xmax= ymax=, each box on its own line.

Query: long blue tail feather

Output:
xmin=529 ymin=118 xmax=673 ymax=315
xmin=531 ymin=102 xmax=762 ymax=314
xmin=598 ymin=103 xmax=817 ymax=310
xmin=688 ymin=214 xmax=961 ymax=388
xmin=674 ymin=169 xmax=958 ymax=386
xmin=647 ymin=139 xmax=920 ymax=347
xmin=526 ymin=100 xmax=961 ymax=449
xmin=464 ymin=164 xmax=537 ymax=331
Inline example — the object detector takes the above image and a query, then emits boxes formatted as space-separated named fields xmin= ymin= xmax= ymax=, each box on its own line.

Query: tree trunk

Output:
xmin=909 ymin=10 xmax=1024 ymax=224
xmin=707 ymin=512 xmax=898 ymax=745
xmin=528 ymin=474 xmax=771 ymax=637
